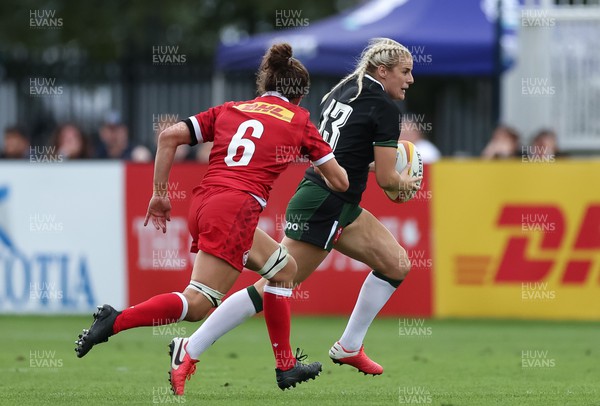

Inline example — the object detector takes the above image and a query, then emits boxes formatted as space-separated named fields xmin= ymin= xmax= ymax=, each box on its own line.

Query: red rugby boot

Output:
xmin=168 ymin=337 xmax=198 ymax=395
xmin=328 ymin=341 xmax=383 ymax=375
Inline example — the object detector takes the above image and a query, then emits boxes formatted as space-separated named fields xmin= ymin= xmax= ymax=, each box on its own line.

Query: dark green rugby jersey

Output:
xmin=305 ymin=75 xmax=401 ymax=203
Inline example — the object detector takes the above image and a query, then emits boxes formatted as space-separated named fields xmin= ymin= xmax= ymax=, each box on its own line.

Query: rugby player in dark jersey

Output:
xmin=177 ymin=38 xmax=421 ymax=382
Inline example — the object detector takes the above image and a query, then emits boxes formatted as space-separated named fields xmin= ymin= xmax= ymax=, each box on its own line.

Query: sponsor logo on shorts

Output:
xmin=333 ymin=227 xmax=344 ymax=244
xmin=284 ymin=221 xmax=308 ymax=232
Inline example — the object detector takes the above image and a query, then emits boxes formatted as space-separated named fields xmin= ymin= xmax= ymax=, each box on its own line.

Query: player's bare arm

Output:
xmin=144 ymin=122 xmax=192 ymax=233
xmin=373 ymin=145 xmax=421 ymax=192
xmin=314 ymin=158 xmax=349 ymax=192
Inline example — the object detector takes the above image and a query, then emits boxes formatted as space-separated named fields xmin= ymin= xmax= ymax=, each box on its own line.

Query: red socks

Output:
xmin=263 ymin=286 xmax=295 ymax=371
xmin=112 ymin=292 xmax=186 ymax=334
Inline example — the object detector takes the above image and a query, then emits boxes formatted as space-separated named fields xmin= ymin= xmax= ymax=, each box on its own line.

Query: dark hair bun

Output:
xmin=256 ymin=42 xmax=309 ymax=99
xmin=264 ymin=43 xmax=293 ymax=70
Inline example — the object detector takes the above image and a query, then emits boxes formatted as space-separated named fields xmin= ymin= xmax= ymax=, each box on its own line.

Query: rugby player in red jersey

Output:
xmin=75 ymin=43 xmax=348 ymax=393
xmin=173 ymin=38 xmax=421 ymax=385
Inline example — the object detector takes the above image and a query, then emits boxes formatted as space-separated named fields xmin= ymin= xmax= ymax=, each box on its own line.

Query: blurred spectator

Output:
xmin=95 ymin=111 xmax=151 ymax=160
xmin=528 ymin=129 xmax=561 ymax=159
xmin=96 ymin=120 xmax=133 ymax=159
xmin=195 ymin=143 xmax=212 ymax=163
xmin=1 ymin=126 xmax=30 ymax=159
xmin=174 ymin=144 xmax=192 ymax=162
xmin=481 ymin=125 xmax=521 ymax=159
xmin=400 ymin=115 xmax=441 ymax=164
xmin=140 ymin=116 xmax=193 ymax=163
xmin=115 ymin=123 xmax=152 ymax=160
xmin=50 ymin=123 xmax=92 ymax=159
xmin=131 ymin=144 xmax=154 ymax=162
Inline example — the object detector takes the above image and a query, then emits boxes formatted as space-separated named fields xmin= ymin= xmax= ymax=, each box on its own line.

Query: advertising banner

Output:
xmin=125 ymin=163 xmax=204 ymax=305
xmin=125 ymin=163 xmax=433 ymax=316
xmin=0 ymin=162 xmax=126 ymax=313
xmin=432 ymin=161 xmax=600 ymax=320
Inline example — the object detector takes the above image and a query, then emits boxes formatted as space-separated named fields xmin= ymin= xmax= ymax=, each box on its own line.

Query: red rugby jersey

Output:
xmin=184 ymin=93 xmax=333 ymax=205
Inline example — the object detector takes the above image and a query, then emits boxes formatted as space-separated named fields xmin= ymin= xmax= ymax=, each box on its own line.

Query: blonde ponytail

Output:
xmin=321 ymin=38 xmax=411 ymax=104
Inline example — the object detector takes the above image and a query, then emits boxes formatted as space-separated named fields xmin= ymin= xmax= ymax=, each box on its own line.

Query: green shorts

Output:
xmin=284 ymin=179 xmax=363 ymax=251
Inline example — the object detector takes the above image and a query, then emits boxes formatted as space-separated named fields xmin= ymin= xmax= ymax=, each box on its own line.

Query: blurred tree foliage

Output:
xmin=0 ymin=0 xmax=360 ymax=66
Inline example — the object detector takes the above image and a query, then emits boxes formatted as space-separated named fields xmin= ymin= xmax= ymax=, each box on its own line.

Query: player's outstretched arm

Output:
xmin=315 ymin=158 xmax=349 ymax=192
xmin=374 ymin=146 xmax=421 ymax=193
xmin=144 ymin=122 xmax=192 ymax=233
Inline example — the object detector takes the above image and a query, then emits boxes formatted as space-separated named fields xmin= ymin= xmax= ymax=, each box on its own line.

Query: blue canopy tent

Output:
xmin=216 ymin=0 xmax=504 ymax=76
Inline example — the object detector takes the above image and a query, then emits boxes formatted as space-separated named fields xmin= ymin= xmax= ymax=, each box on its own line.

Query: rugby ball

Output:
xmin=384 ymin=141 xmax=423 ymax=203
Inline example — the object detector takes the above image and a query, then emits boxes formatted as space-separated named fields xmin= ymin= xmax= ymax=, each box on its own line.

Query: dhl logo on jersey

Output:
xmin=234 ymin=102 xmax=294 ymax=123
xmin=455 ymin=204 xmax=600 ymax=286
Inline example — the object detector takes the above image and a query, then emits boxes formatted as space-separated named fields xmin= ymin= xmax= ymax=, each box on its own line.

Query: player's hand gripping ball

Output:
xmin=385 ymin=140 xmax=423 ymax=203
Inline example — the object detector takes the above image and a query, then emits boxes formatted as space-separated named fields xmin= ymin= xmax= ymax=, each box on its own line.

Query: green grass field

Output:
xmin=0 ymin=316 xmax=598 ymax=405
